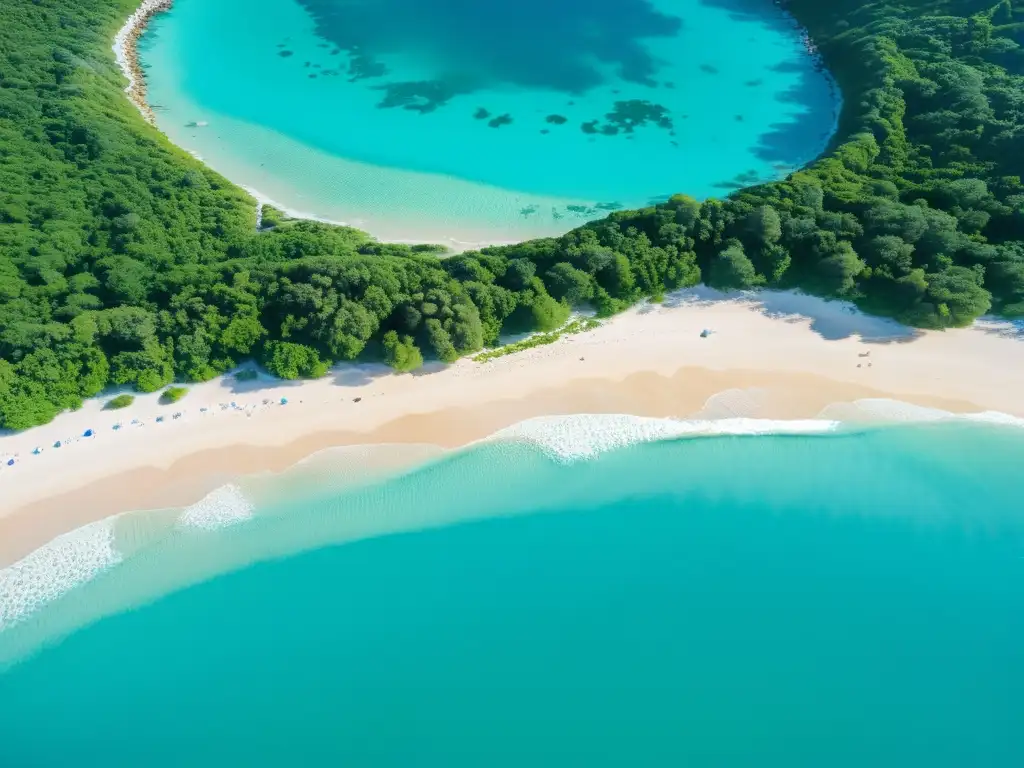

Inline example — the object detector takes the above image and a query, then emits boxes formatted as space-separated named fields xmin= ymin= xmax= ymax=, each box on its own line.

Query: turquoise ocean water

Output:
xmin=1 ymin=418 xmax=1023 ymax=765
xmin=138 ymin=0 xmax=839 ymax=245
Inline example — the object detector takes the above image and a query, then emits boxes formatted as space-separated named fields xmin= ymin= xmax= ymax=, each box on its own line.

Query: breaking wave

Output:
xmin=0 ymin=519 xmax=123 ymax=632
xmin=177 ymin=484 xmax=254 ymax=531
xmin=822 ymin=398 xmax=1024 ymax=430
xmin=488 ymin=414 xmax=841 ymax=462
xmin=488 ymin=404 xmax=1024 ymax=464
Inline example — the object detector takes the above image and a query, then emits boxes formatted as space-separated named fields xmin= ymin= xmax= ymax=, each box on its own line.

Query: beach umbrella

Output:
xmin=6 ymin=458 xmax=14 ymax=466
xmin=280 ymin=397 xmax=288 ymax=405
xmin=83 ymin=428 xmax=94 ymax=437
xmin=53 ymin=441 xmax=61 ymax=448
xmin=32 ymin=447 xmax=41 ymax=455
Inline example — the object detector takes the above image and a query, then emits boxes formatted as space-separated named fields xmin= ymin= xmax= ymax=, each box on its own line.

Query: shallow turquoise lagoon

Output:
xmin=139 ymin=0 xmax=839 ymax=245
xmin=1 ymin=421 xmax=1023 ymax=765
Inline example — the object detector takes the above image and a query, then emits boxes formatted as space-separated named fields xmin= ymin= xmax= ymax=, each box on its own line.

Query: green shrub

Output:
xmin=262 ymin=342 xmax=330 ymax=379
xmin=474 ymin=318 xmax=599 ymax=362
xmin=105 ymin=394 xmax=135 ymax=410
xmin=160 ymin=386 xmax=189 ymax=404
xmin=382 ymin=331 xmax=424 ymax=372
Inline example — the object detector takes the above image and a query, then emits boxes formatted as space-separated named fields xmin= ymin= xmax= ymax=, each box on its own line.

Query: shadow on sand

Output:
xmin=661 ymin=286 xmax=924 ymax=343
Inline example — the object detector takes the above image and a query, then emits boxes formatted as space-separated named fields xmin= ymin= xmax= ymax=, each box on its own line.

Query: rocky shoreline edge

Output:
xmin=113 ymin=0 xmax=174 ymax=123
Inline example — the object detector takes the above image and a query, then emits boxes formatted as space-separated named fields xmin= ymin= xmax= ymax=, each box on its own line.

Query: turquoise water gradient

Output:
xmin=1 ymin=423 xmax=1023 ymax=765
xmin=139 ymin=0 xmax=838 ymax=243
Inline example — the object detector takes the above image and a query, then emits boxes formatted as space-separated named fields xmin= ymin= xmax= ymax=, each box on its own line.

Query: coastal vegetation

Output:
xmin=105 ymin=394 xmax=135 ymax=410
xmin=2 ymin=0 xmax=1024 ymax=428
xmin=473 ymin=318 xmax=602 ymax=363
xmin=160 ymin=386 xmax=189 ymax=404
xmin=382 ymin=331 xmax=425 ymax=372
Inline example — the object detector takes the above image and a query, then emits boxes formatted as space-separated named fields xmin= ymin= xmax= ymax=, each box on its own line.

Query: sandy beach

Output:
xmin=1 ymin=288 xmax=1022 ymax=566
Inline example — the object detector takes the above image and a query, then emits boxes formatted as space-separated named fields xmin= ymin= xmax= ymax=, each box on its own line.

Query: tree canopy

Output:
xmin=1 ymin=0 xmax=1023 ymax=428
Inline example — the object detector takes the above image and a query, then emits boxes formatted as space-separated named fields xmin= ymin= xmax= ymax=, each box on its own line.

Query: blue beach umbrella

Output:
xmin=53 ymin=441 xmax=62 ymax=448
xmin=32 ymin=447 xmax=41 ymax=455
xmin=280 ymin=397 xmax=288 ymax=405
xmin=7 ymin=458 xmax=14 ymax=466
xmin=83 ymin=428 xmax=94 ymax=437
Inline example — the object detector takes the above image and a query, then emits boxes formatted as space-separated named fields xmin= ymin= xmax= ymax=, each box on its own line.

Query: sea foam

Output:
xmin=964 ymin=410 xmax=1024 ymax=429
xmin=177 ymin=484 xmax=254 ymax=531
xmin=0 ymin=520 xmax=123 ymax=632
xmin=489 ymin=414 xmax=840 ymax=463
xmin=828 ymin=399 xmax=1024 ymax=430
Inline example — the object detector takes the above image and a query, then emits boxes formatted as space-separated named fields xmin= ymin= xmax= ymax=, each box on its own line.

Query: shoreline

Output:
xmin=0 ymin=369 xmax=983 ymax=568
xmin=240 ymin=182 xmax=523 ymax=252
xmin=113 ymin=0 xmax=174 ymax=123
xmin=118 ymin=0 xmax=841 ymax=249
xmin=2 ymin=288 xmax=1022 ymax=567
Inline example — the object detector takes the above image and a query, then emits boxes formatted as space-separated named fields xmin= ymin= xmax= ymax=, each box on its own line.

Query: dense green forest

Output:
xmin=2 ymin=0 xmax=1024 ymax=429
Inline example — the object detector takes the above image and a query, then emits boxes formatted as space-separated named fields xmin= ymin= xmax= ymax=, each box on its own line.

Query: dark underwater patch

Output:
xmin=579 ymin=100 xmax=673 ymax=137
xmin=373 ymin=80 xmax=458 ymax=112
xmin=293 ymin=0 xmax=683 ymax=112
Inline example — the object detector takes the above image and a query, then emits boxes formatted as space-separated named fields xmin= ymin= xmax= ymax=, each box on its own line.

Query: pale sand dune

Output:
xmin=1 ymin=288 xmax=1021 ymax=565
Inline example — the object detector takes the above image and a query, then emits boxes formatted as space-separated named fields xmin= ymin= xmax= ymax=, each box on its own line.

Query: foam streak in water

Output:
xmin=489 ymin=414 xmax=840 ymax=462
xmin=177 ymin=484 xmax=254 ymax=530
xmin=825 ymin=399 xmax=1024 ymax=430
xmin=0 ymin=520 xmax=123 ymax=631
